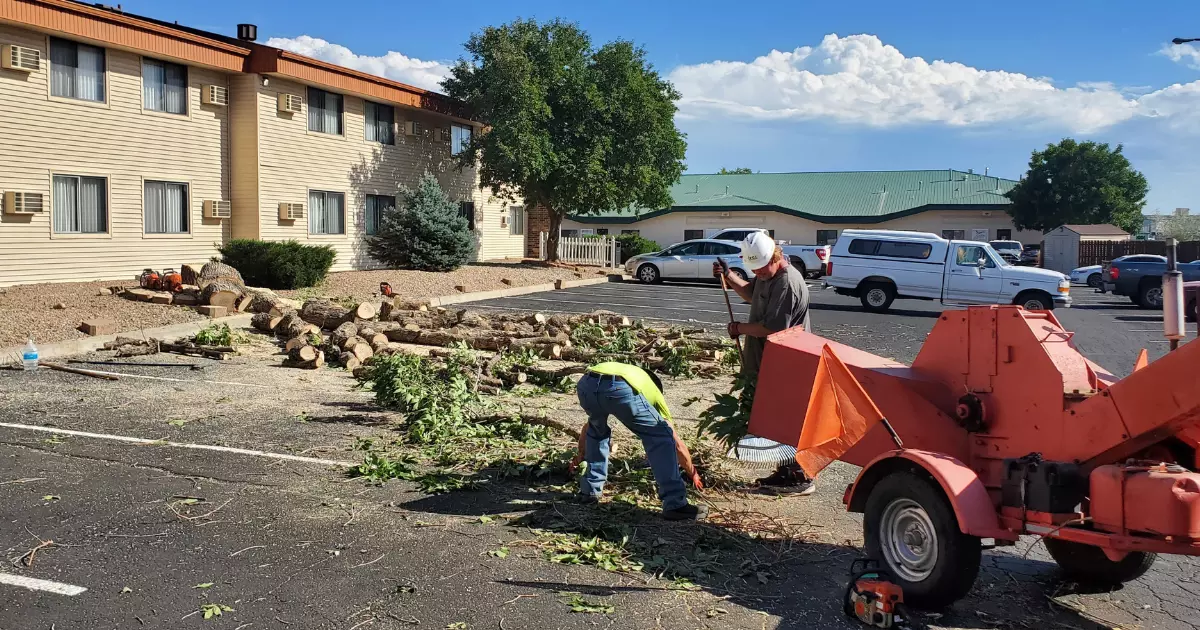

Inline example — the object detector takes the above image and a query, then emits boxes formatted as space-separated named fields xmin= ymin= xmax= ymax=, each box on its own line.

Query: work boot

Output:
xmin=571 ymin=493 xmax=600 ymax=505
xmin=755 ymin=464 xmax=816 ymax=495
xmin=662 ymin=503 xmax=708 ymax=521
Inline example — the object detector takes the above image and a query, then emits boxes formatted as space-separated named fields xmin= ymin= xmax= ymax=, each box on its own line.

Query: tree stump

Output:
xmin=197 ymin=261 xmax=244 ymax=289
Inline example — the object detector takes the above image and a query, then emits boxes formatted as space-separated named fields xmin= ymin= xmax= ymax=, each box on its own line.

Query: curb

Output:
xmin=0 ymin=314 xmax=254 ymax=366
xmin=427 ymin=273 xmax=626 ymax=307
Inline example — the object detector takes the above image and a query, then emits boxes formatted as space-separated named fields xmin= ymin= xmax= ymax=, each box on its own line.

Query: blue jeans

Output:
xmin=576 ymin=373 xmax=688 ymax=511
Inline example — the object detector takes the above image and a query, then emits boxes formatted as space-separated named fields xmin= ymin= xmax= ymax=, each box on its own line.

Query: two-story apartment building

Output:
xmin=0 ymin=0 xmax=525 ymax=286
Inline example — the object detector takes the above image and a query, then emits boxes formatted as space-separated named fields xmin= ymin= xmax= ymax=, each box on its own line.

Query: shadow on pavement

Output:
xmin=402 ymin=473 xmax=1114 ymax=630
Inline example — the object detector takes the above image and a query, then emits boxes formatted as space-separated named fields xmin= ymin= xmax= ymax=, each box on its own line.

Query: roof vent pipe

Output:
xmin=237 ymin=24 xmax=258 ymax=41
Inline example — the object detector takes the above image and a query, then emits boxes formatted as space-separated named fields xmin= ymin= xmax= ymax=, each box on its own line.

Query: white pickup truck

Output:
xmin=825 ymin=229 xmax=1071 ymax=312
xmin=709 ymin=228 xmax=830 ymax=278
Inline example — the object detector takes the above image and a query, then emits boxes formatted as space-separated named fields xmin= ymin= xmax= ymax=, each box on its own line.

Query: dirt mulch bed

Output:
xmin=0 ymin=280 xmax=205 ymax=350
xmin=278 ymin=260 xmax=606 ymax=303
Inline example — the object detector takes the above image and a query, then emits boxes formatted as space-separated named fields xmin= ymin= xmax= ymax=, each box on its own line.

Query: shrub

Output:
xmin=218 ymin=239 xmax=335 ymax=289
xmin=367 ymin=172 xmax=474 ymax=272
xmin=616 ymin=233 xmax=661 ymax=263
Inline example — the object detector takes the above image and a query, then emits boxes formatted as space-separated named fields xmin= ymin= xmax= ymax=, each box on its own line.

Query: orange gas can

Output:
xmin=1090 ymin=464 xmax=1200 ymax=539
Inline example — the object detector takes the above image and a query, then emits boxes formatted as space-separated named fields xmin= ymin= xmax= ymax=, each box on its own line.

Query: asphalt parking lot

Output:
xmin=473 ymin=277 xmax=1197 ymax=374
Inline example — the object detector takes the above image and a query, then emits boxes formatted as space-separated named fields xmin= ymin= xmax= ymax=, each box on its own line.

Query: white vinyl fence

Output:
xmin=539 ymin=232 xmax=619 ymax=268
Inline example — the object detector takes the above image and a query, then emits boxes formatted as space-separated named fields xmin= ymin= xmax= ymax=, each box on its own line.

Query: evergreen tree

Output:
xmin=367 ymin=173 xmax=474 ymax=271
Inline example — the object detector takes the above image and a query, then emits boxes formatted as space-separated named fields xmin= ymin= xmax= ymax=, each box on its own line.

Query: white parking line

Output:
xmin=0 ymin=422 xmax=355 ymax=467
xmin=0 ymin=572 xmax=87 ymax=596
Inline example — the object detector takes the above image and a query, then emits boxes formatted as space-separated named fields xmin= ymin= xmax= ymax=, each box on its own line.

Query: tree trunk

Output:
xmin=201 ymin=282 xmax=242 ymax=310
xmin=197 ymin=261 xmax=244 ymax=288
xmin=289 ymin=345 xmax=318 ymax=363
xmin=284 ymin=335 xmax=312 ymax=352
xmin=391 ymin=299 xmax=429 ymax=313
xmin=251 ymin=312 xmax=281 ymax=332
xmin=330 ymin=321 xmax=359 ymax=349
xmin=352 ymin=302 xmax=378 ymax=321
xmin=277 ymin=312 xmax=317 ymax=340
xmin=340 ymin=352 xmax=361 ymax=373
xmin=350 ymin=342 xmax=374 ymax=364
xmin=384 ymin=326 xmax=422 ymax=343
xmin=546 ymin=208 xmax=563 ymax=262
xmin=300 ymin=299 xmax=351 ymax=330
xmin=370 ymin=336 xmax=390 ymax=355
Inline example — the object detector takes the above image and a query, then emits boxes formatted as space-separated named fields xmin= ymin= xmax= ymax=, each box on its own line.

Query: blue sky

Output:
xmin=124 ymin=0 xmax=1200 ymax=214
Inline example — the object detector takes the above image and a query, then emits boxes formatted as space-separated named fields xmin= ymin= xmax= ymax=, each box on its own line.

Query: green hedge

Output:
xmin=217 ymin=239 xmax=335 ymax=289
xmin=616 ymin=233 xmax=661 ymax=263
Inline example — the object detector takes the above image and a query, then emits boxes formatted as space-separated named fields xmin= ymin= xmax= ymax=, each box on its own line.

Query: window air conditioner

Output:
xmin=403 ymin=121 xmax=421 ymax=136
xmin=202 ymin=84 xmax=229 ymax=106
xmin=1 ymin=45 xmax=40 ymax=72
xmin=3 ymin=191 xmax=44 ymax=214
xmin=278 ymin=202 xmax=305 ymax=220
xmin=277 ymin=93 xmax=303 ymax=113
xmin=203 ymin=200 xmax=232 ymax=219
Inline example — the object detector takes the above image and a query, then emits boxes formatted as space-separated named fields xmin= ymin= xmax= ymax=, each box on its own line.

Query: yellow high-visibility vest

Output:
xmin=586 ymin=362 xmax=672 ymax=421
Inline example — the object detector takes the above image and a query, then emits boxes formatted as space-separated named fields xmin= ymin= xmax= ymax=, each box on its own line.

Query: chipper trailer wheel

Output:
xmin=1042 ymin=538 xmax=1157 ymax=586
xmin=864 ymin=472 xmax=981 ymax=609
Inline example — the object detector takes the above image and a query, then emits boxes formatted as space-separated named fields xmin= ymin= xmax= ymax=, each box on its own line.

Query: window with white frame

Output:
xmin=451 ymin=124 xmax=472 ymax=155
xmin=52 ymin=175 xmax=107 ymax=234
xmin=508 ymin=205 xmax=525 ymax=236
xmin=307 ymin=87 xmax=343 ymax=135
xmin=364 ymin=101 xmax=394 ymax=144
xmin=144 ymin=180 xmax=189 ymax=234
xmin=364 ymin=194 xmax=395 ymax=235
xmin=309 ymin=190 xmax=345 ymax=234
xmin=49 ymin=38 xmax=105 ymax=102
xmin=142 ymin=58 xmax=188 ymax=114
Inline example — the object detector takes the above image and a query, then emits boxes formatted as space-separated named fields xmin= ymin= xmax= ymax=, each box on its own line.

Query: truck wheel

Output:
xmin=636 ymin=263 xmax=661 ymax=284
xmin=864 ymin=472 xmax=982 ymax=609
xmin=1087 ymin=273 xmax=1102 ymax=288
xmin=1015 ymin=291 xmax=1052 ymax=311
xmin=1138 ymin=281 xmax=1164 ymax=309
xmin=1043 ymin=538 xmax=1156 ymax=586
xmin=1187 ymin=299 xmax=1197 ymax=323
xmin=860 ymin=282 xmax=896 ymax=313
xmin=789 ymin=256 xmax=808 ymax=278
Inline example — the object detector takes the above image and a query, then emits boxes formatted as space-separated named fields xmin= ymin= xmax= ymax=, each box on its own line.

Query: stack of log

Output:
xmin=117 ymin=261 xmax=297 ymax=314
xmin=251 ymin=297 xmax=382 ymax=370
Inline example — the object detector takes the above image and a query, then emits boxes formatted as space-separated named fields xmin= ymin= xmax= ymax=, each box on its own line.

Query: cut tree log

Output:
xmin=180 ymin=264 xmax=202 ymax=286
xmin=342 ymin=335 xmax=367 ymax=352
xmin=300 ymin=299 xmax=351 ymax=330
xmin=416 ymin=329 xmax=512 ymax=351
xmin=197 ymin=261 xmax=244 ymax=289
xmin=370 ymin=337 xmax=390 ymax=354
xmin=351 ymin=302 xmax=378 ymax=321
xmin=172 ymin=293 xmax=199 ymax=307
xmin=357 ymin=325 xmax=377 ymax=339
xmin=527 ymin=313 xmax=548 ymax=326
xmin=251 ymin=312 xmax=282 ymax=332
xmin=284 ymin=335 xmax=312 ymax=353
xmin=378 ymin=300 xmax=394 ymax=321
xmin=115 ymin=340 xmax=161 ymax=357
xmin=340 ymin=352 xmax=361 ymax=372
xmin=201 ymin=282 xmax=242 ymax=309
xmin=390 ymin=299 xmax=429 ymax=313
xmin=350 ymin=342 xmax=373 ymax=363
xmin=507 ymin=337 xmax=563 ymax=359
xmin=161 ymin=341 xmax=233 ymax=360
xmin=234 ymin=294 xmax=254 ymax=313
xmin=383 ymin=326 xmax=422 ymax=344
xmin=330 ymin=322 xmax=359 ymax=349
xmin=289 ymin=345 xmax=318 ymax=363
xmin=277 ymin=312 xmax=319 ymax=340
xmin=284 ymin=348 xmax=324 ymax=369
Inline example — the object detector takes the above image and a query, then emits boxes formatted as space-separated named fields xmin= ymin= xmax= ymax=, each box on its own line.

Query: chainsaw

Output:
xmin=138 ymin=268 xmax=184 ymax=292
xmin=137 ymin=268 xmax=161 ymax=290
xmin=380 ymin=282 xmax=394 ymax=297
xmin=844 ymin=559 xmax=913 ymax=629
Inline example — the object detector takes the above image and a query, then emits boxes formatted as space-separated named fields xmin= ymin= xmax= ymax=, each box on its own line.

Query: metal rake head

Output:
xmin=724 ymin=435 xmax=797 ymax=469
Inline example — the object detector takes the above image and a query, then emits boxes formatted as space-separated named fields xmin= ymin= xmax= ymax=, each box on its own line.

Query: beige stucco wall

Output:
xmin=247 ymin=77 xmax=524 ymax=272
xmin=562 ymin=209 xmax=1043 ymax=249
xmin=0 ymin=24 xmax=231 ymax=286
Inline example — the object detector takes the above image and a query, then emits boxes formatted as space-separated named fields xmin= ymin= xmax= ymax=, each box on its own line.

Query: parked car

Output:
xmin=1188 ymin=281 xmax=1199 ymax=322
xmin=1069 ymin=264 xmax=1104 ymax=288
xmin=1102 ymin=255 xmax=1199 ymax=308
xmin=624 ymin=239 xmax=751 ymax=284
xmin=1020 ymin=244 xmax=1041 ymax=266
xmin=825 ymin=229 xmax=1071 ymax=312
xmin=708 ymin=227 xmax=830 ymax=278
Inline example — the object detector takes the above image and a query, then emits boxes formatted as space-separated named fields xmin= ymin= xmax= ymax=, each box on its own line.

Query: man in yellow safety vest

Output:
xmin=570 ymin=362 xmax=706 ymax=520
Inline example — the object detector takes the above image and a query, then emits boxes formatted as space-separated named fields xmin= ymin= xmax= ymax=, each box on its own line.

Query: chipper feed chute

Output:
xmin=747 ymin=305 xmax=1200 ymax=608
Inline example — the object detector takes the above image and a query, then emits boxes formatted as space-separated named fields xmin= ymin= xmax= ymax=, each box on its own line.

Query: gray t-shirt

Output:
xmin=741 ymin=265 xmax=810 ymax=380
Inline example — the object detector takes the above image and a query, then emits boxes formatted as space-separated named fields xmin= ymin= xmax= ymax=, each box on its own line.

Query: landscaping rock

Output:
xmin=78 ymin=318 xmax=117 ymax=336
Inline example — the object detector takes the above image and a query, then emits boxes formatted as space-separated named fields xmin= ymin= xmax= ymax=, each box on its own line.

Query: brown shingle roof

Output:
xmin=1061 ymin=224 xmax=1129 ymax=236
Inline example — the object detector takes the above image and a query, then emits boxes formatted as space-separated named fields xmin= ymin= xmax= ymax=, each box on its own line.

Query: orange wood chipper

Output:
xmin=749 ymin=304 xmax=1200 ymax=608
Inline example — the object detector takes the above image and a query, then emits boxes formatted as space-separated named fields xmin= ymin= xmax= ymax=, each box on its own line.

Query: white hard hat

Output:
xmin=741 ymin=232 xmax=775 ymax=271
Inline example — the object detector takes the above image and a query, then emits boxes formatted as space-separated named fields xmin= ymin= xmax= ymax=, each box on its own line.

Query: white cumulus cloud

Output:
xmin=667 ymin=33 xmax=1193 ymax=133
xmin=265 ymin=35 xmax=451 ymax=92
xmin=1160 ymin=42 xmax=1200 ymax=70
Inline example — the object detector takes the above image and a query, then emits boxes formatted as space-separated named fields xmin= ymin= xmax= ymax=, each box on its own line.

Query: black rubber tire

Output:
xmin=1043 ymin=538 xmax=1157 ymax=586
xmin=1138 ymin=280 xmax=1164 ymax=310
xmin=1014 ymin=291 xmax=1052 ymax=311
xmin=859 ymin=282 xmax=896 ymax=313
xmin=730 ymin=268 xmax=748 ymax=282
xmin=1087 ymin=273 xmax=1102 ymax=288
xmin=635 ymin=263 xmax=661 ymax=285
xmin=863 ymin=472 xmax=982 ymax=609
xmin=1187 ymin=299 xmax=1197 ymax=323
xmin=789 ymin=256 xmax=808 ymax=278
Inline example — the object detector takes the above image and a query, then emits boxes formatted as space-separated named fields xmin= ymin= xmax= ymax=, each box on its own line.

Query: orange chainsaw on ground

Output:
xmin=138 ymin=268 xmax=183 ymax=292
xmin=844 ymin=559 xmax=915 ymax=629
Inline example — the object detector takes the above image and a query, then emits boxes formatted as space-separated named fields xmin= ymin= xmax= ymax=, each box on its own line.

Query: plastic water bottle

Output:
xmin=22 ymin=338 xmax=38 ymax=371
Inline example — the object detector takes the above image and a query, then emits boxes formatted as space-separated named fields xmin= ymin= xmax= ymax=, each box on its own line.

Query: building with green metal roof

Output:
xmin=556 ymin=169 xmax=1038 ymax=252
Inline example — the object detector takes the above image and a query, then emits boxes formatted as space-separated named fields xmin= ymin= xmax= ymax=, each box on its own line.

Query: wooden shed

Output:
xmin=1042 ymin=224 xmax=1132 ymax=273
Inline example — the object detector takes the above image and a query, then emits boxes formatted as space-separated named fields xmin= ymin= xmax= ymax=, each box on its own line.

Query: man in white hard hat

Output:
xmin=713 ymin=231 xmax=815 ymax=494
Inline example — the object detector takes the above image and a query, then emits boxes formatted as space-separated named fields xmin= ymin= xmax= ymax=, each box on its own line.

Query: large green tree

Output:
xmin=1005 ymin=139 xmax=1148 ymax=234
xmin=442 ymin=19 xmax=687 ymax=261
xmin=717 ymin=167 xmax=754 ymax=175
